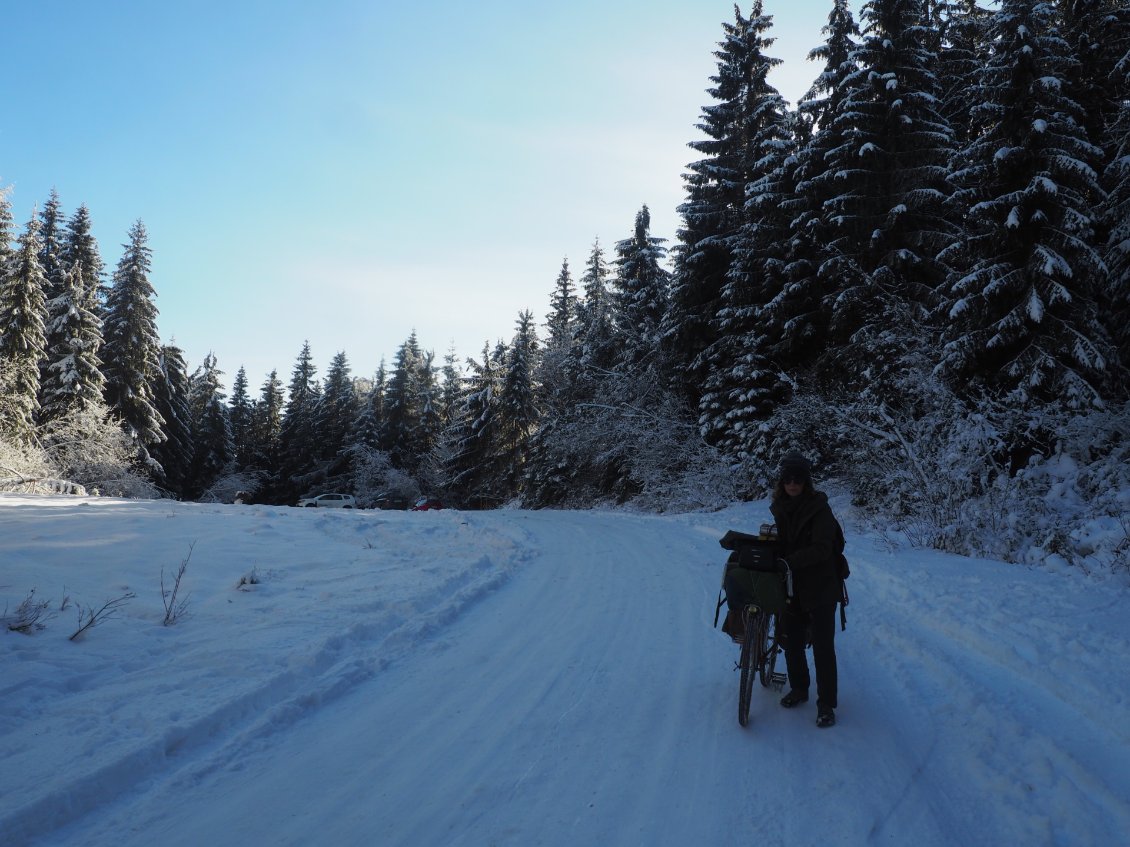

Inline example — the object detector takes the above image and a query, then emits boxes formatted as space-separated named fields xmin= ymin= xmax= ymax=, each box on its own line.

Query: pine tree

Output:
xmin=445 ymin=341 xmax=504 ymax=507
xmin=811 ymin=0 xmax=955 ymax=387
xmin=1058 ymin=0 xmax=1130 ymax=160
xmin=0 ymin=188 xmax=14 ymax=268
xmin=612 ymin=205 xmax=671 ymax=368
xmin=498 ymin=311 xmax=540 ymax=494
xmin=0 ymin=212 xmax=49 ymax=443
xmin=186 ymin=353 xmax=234 ymax=498
xmin=545 ymin=258 xmax=577 ymax=351
xmin=574 ymin=239 xmax=617 ymax=381
xmin=694 ymin=4 xmax=797 ymax=455
xmin=781 ymin=0 xmax=861 ymax=359
xmin=316 ymin=351 xmax=358 ymax=462
xmin=356 ymin=361 xmax=388 ymax=452
xmin=539 ymin=259 xmax=578 ymax=416
xmin=250 ymin=369 xmax=285 ymax=472
xmin=1102 ymin=46 xmax=1130 ymax=373
xmin=667 ymin=2 xmax=787 ymax=404
xmin=935 ymin=0 xmax=994 ymax=147
xmin=101 ymin=220 xmax=166 ymax=465
xmin=277 ymin=342 xmax=320 ymax=495
xmin=37 ymin=190 xmax=66 ymax=303
xmin=61 ymin=204 xmax=104 ymax=316
xmin=940 ymin=0 xmax=1115 ymax=407
xmin=150 ymin=343 xmax=194 ymax=497
xmin=229 ymin=366 xmax=254 ymax=468
xmin=437 ymin=348 xmax=461 ymax=428
xmin=415 ymin=349 xmax=442 ymax=479
xmin=423 ymin=347 xmax=463 ymax=485
xmin=381 ymin=332 xmax=427 ymax=472
xmin=39 ymin=262 xmax=105 ymax=424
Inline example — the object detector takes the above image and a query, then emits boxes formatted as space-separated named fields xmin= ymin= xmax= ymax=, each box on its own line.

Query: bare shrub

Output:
xmin=236 ymin=566 xmax=260 ymax=590
xmin=5 ymin=589 xmax=54 ymax=633
xmin=162 ymin=543 xmax=194 ymax=625
xmin=69 ymin=593 xmax=135 ymax=641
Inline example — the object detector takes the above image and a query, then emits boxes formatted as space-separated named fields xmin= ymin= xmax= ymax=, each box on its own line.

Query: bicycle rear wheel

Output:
xmin=737 ymin=605 xmax=766 ymax=726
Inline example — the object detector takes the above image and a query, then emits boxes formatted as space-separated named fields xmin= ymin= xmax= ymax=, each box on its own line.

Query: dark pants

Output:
xmin=781 ymin=602 xmax=838 ymax=709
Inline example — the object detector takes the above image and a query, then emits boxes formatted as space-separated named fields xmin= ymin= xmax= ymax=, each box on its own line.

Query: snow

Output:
xmin=2 ymin=494 xmax=1129 ymax=846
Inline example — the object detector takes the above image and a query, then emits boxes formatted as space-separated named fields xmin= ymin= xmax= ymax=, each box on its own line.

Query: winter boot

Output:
xmin=780 ymin=689 xmax=809 ymax=708
xmin=816 ymin=705 xmax=836 ymax=727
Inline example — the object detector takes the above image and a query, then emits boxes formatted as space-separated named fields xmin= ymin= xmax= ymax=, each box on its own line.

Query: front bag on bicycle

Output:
xmin=717 ymin=529 xmax=787 ymax=619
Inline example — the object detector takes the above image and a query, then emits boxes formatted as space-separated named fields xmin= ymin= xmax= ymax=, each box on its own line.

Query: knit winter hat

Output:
xmin=779 ymin=451 xmax=812 ymax=482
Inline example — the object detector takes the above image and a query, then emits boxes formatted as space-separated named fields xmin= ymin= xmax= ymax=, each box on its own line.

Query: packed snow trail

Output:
xmin=3 ymin=499 xmax=1128 ymax=846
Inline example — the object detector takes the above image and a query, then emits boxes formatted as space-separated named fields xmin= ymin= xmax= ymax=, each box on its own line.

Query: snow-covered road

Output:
xmin=2 ymin=497 xmax=1128 ymax=845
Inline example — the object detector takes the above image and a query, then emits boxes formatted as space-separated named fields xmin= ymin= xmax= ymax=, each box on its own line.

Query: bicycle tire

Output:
xmin=758 ymin=612 xmax=780 ymax=688
xmin=737 ymin=605 xmax=762 ymax=726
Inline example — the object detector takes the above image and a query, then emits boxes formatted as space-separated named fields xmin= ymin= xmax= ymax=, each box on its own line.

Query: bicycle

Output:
xmin=736 ymin=600 xmax=786 ymax=726
xmin=717 ymin=528 xmax=789 ymax=727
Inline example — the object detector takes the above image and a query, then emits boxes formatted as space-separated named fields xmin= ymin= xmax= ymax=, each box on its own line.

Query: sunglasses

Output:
xmin=781 ymin=474 xmax=807 ymax=485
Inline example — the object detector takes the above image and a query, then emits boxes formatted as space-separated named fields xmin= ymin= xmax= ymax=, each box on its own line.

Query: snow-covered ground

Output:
xmin=2 ymin=493 xmax=1128 ymax=846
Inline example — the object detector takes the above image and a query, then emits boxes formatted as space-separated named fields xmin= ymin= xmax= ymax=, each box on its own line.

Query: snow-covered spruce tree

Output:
xmin=612 ymin=205 xmax=671 ymax=369
xmin=249 ymin=369 xmax=284 ymax=474
xmin=0 ymin=211 xmax=48 ymax=445
xmin=185 ymin=353 xmax=235 ymax=500
xmin=526 ymin=261 xmax=586 ymax=505
xmin=545 ymin=258 xmax=577 ymax=355
xmin=354 ymin=361 xmax=387 ymax=453
xmin=812 ymin=0 xmax=955 ymax=388
xmin=0 ymin=188 xmax=14 ymax=266
xmin=316 ymin=351 xmax=359 ymax=464
xmin=416 ymin=349 xmax=443 ymax=483
xmin=666 ymin=2 xmax=780 ymax=407
xmin=497 ymin=311 xmax=540 ymax=498
xmin=60 ymin=204 xmax=105 ymax=317
xmin=1058 ymin=0 xmax=1130 ymax=164
xmin=101 ymin=220 xmax=165 ymax=471
xmin=36 ymin=192 xmax=69 ymax=410
xmin=150 ymin=343 xmax=193 ymax=497
xmin=538 ymin=259 xmax=578 ymax=416
xmin=939 ymin=0 xmax=1116 ymax=409
xmin=1102 ymin=52 xmax=1130 ymax=375
xmin=380 ymin=332 xmax=431 ymax=475
xmin=228 ymin=366 xmax=254 ymax=469
xmin=36 ymin=190 xmax=66 ymax=303
xmin=572 ymin=239 xmax=617 ymax=386
xmin=275 ymin=341 xmax=321 ymax=500
xmin=38 ymin=262 xmax=105 ymax=425
xmin=695 ymin=11 xmax=796 ymax=459
xmin=934 ymin=0 xmax=994 ymax=148
xmin=776 ymin=0 xmax=860 ymax=364
xmin=443 ymin=341 xmax=504 ymax=508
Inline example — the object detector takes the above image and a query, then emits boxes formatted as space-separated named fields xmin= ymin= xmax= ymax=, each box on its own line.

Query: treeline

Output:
xmin=2 ymin=1 xmax=1129 ymax=559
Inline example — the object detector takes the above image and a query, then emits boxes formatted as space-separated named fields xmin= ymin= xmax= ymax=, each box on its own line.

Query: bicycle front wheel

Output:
xmin=737 ymin=605 xmax=764 ymax=726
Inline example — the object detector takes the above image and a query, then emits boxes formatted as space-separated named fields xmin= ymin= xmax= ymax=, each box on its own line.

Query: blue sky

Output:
xmin=3 ymin=0 xmax=851 ymax=392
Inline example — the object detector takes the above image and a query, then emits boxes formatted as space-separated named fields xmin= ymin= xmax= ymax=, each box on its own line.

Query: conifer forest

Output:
xmin=2 ymin=0 xmax=1128 ymax=569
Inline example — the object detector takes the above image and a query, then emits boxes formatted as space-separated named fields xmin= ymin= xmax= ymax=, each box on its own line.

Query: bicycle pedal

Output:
xmin=770 ymin=672 xmax=787 ymax=690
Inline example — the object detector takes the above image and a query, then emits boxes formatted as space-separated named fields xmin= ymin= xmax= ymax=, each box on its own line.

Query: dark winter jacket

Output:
xmin=770 ymin=490 xmax=842 ymax=611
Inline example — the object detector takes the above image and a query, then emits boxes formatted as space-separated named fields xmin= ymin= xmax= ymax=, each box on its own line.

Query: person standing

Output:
xmin=771 ymin=451 xmax=842 ymax=728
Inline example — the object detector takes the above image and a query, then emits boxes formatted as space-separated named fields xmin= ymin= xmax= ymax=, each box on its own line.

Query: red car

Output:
xmin=411 ymin=497 xmax=444 ymax=511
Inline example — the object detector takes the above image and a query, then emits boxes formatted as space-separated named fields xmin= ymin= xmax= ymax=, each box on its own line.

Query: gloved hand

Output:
xmin=776 ymin=558 xmax=790 ymax=573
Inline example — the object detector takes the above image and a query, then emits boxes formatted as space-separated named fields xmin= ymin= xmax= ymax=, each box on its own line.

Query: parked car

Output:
xmin=374 ymin=492 xmax=412 ymax=510
xmin=411 ymin=496 xmax=444 ymax=511
xmin=297 ymin=493 xmax=357 ymax=509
